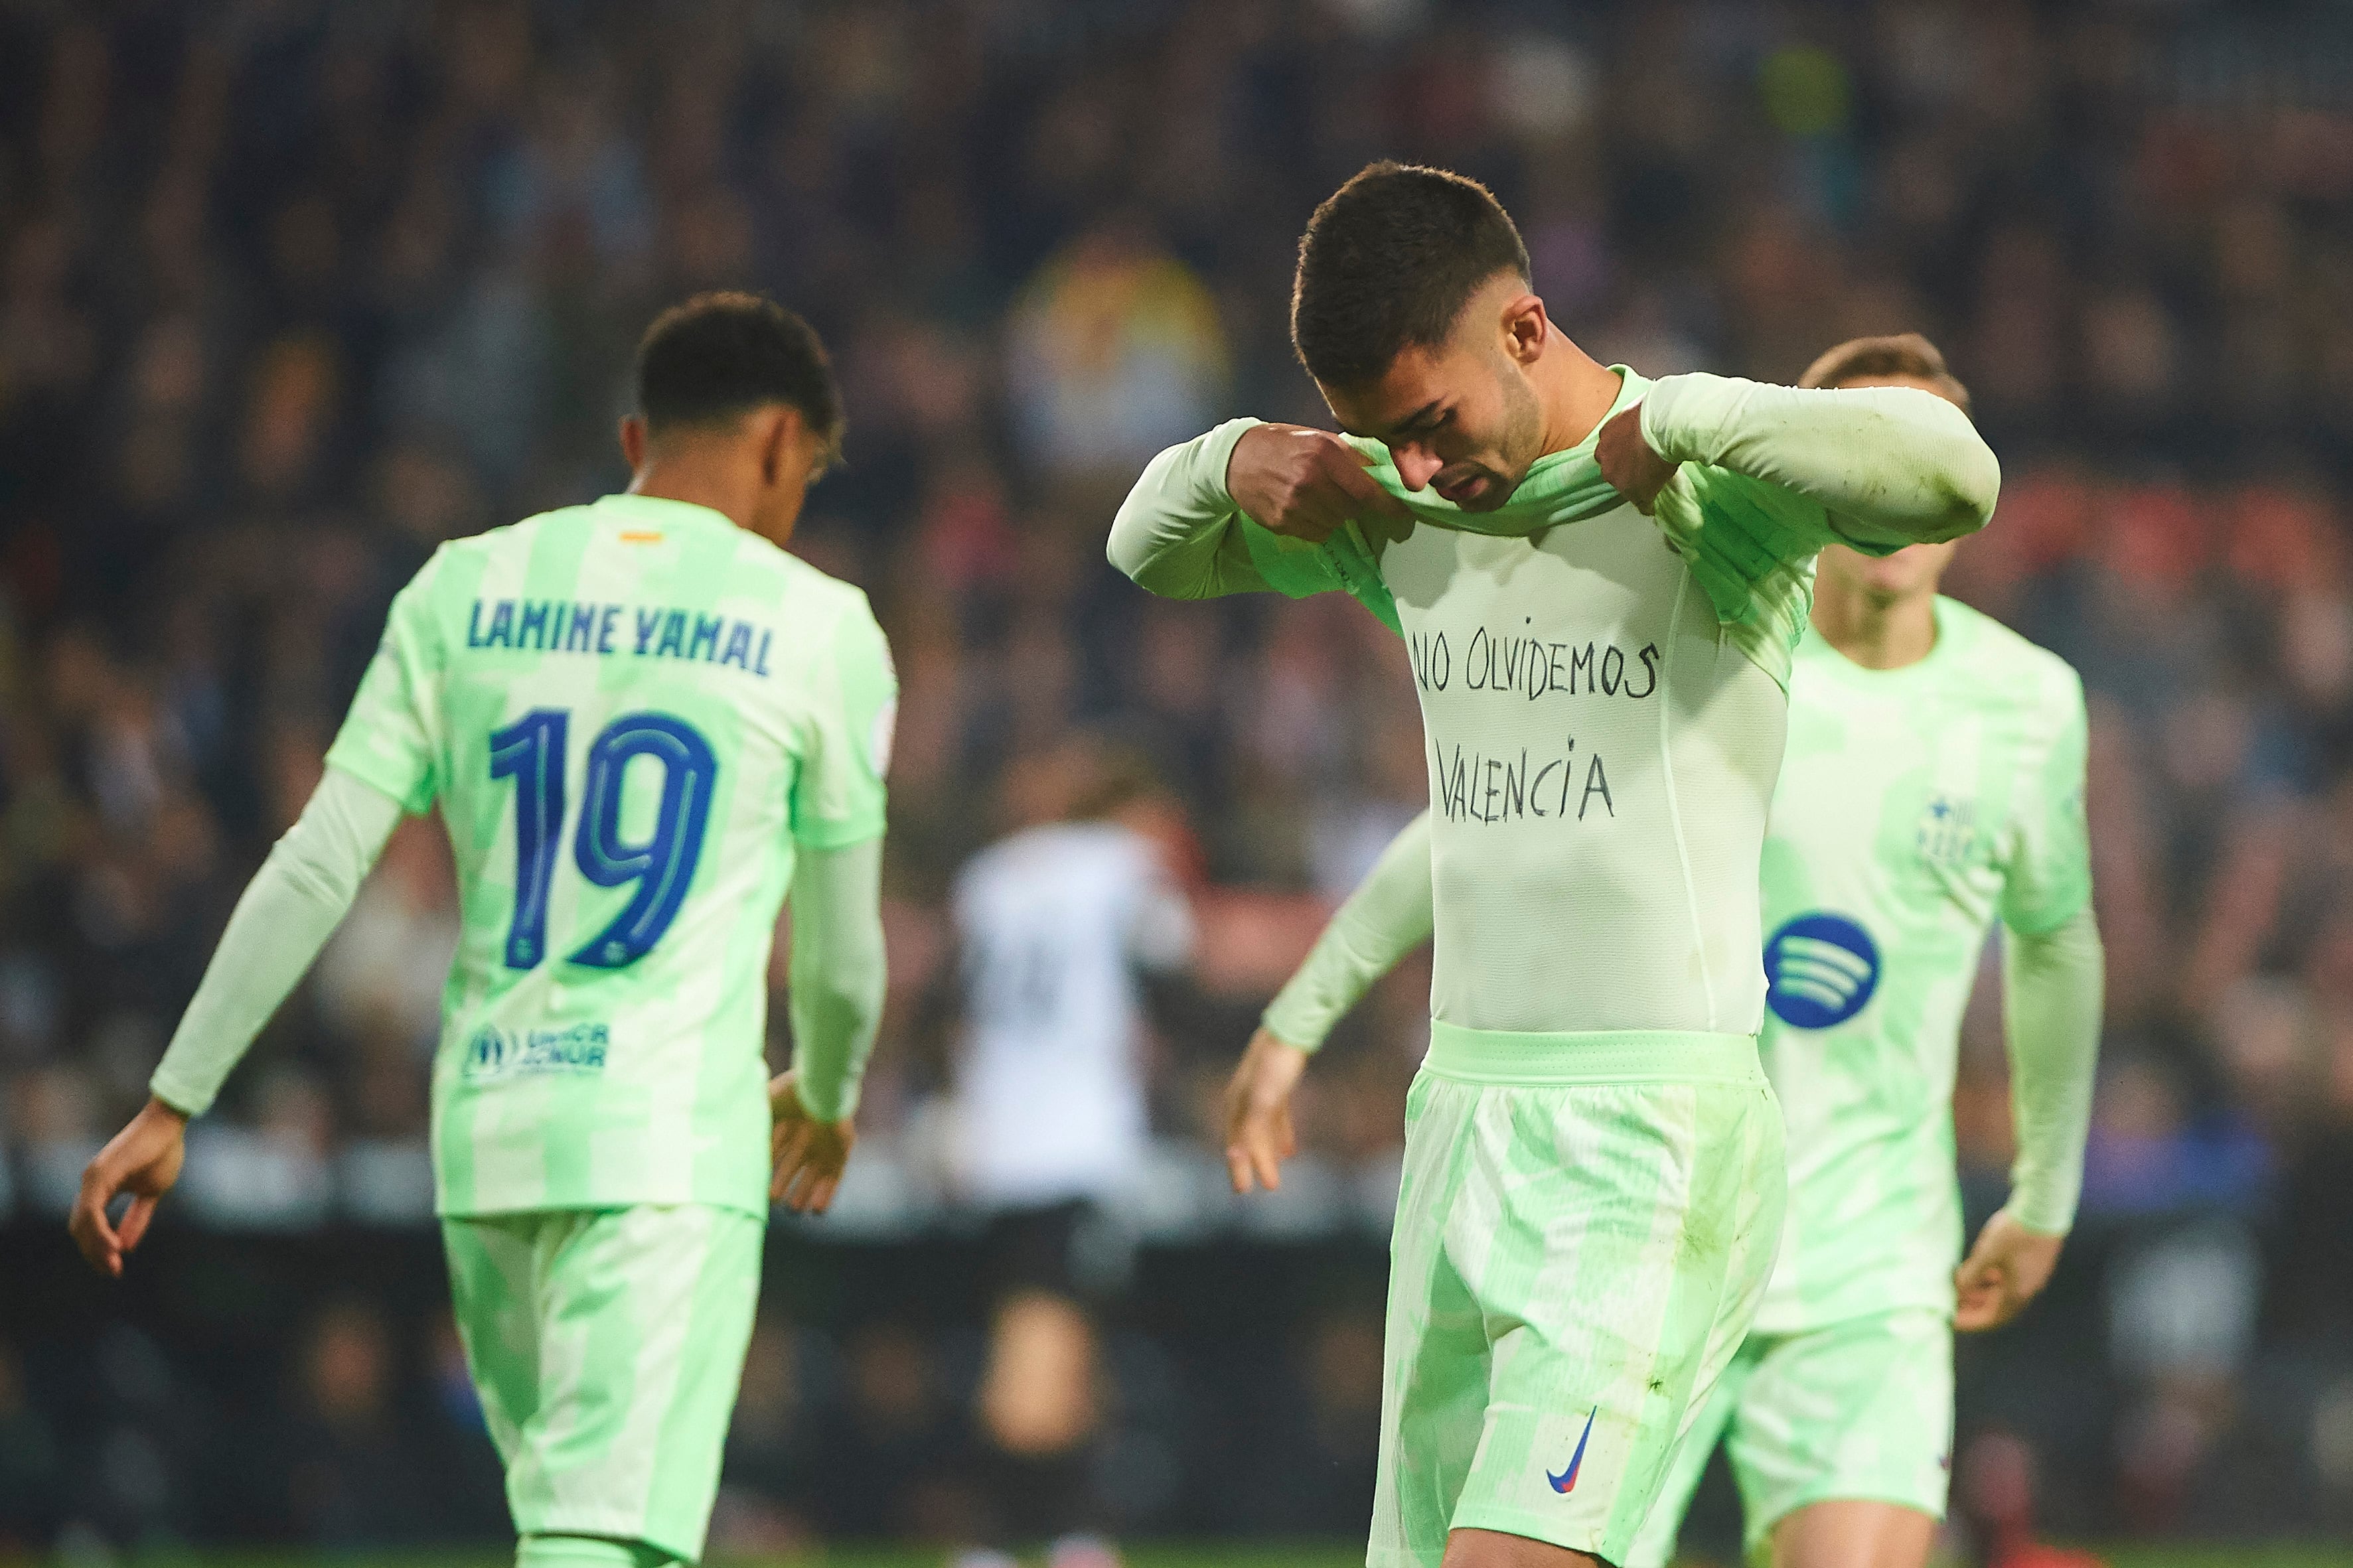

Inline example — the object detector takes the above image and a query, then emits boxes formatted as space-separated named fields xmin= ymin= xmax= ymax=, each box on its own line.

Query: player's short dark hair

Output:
xmin=1797 ymin=332 xmax=1973 ymax=415
xmin=1291 ymin=162 xmax=1532 ymax=390
xmin=633 ymin=291 xmax=845 ymax=459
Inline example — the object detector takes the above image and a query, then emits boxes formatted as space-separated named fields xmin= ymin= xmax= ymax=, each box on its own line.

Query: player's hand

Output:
xmin=1596 ymin=402 xmax=1677 ymax=515
xmin=71 ymin=1097 xmax=189 ymax=1278
xmin=1223 ymin=1027 xmax=1310 ymax=1194
xmin=769 ymin=1071 xmax=856 ymax=1216
xmin=1226 ymin=423 xmax=1413 ymax=545
xmin=1953 ymin=1208 xmax=2065 ymax=1332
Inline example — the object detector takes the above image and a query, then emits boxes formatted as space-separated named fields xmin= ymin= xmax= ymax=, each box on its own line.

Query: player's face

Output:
xmin=1319 ymin=296 xmax=1547 ymax=513
xmin=1816 ymin=537 xmax=1959 ymax=603
xmin=1813 ymin=372 xmax=1966 ymax=602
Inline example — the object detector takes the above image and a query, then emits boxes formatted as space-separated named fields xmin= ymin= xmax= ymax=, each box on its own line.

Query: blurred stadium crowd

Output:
xmin=3 ymin=0 xmax=2353 ymax=1557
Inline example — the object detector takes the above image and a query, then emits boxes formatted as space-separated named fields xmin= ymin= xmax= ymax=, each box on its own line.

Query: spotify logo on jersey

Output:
xmin=1764 ymin=913 xmax=1882 ymax=1029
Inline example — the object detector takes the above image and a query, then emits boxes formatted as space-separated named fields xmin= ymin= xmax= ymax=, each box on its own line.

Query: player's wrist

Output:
xmin=1255 ymin=1013 xmax=1323 ymax=1056
xmin=143 ymin=1090 xmax=195 ymax=1125
xmin=1998 ymin=1200 xmax=2072 ymax=1240
xmin=789 ymin=1073 xmax=855 ymax=1125
xmin=1210 ymin=417 xmax=1272 ymax=508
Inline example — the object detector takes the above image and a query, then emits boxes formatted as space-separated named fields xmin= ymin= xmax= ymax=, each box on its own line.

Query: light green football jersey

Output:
xmin=1750 ymin=596 xmax=2088 ymax=1332
xmin=1226 ymin=370 xmax=1894 ymax=1042
xmin=326 ymin=493 xmax=895 ymax=1220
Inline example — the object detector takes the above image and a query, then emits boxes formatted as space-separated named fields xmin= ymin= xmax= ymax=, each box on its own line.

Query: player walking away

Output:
xmin=950 ymin=739 xmax=1195 ymax=1289
xmin=70 ymin=293 xmax=896 ymax=1568
xmin=1108 ymin=162 xmax=1999 ymax=1568
xmin=946 ymin=739 xmax=1193 ymax=1568
xmin=1229 ymin=335 xmax=2103 ymax=1568
xmin=1627 ymin=336 xmax=2103 ymax=1568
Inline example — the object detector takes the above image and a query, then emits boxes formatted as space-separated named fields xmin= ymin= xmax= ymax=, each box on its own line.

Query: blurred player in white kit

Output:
xmin=946 ymin=738 xmax=1195 ymax=1568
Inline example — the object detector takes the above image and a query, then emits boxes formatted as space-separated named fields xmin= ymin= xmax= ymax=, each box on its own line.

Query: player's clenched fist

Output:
xmin=1226 ymin=423 xmax=1414 ymax=544
xmin=1596 ymin=401 xmax=1678 ymax=515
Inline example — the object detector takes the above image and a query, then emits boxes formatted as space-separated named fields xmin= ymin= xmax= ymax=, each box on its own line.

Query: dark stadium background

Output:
xmin=2 ymin=1 xmax=2352 ymax=1562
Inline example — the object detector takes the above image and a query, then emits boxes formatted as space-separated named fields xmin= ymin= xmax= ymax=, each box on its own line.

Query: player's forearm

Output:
xmin=1640 ymin=374 xmax=1999 ymax=548
xmin=2001 ymin=903 xmax=2105 ymax=1234
xmin=786 ymin=837 xmax=887 ymax=1122
xmin=1263 ymin=812 xmax=1435 ymax=1052
xmin=1108 ymin=418 xmax=1274 ymax=599
xmin=149 ymin=768 xmax=404 ymax=1117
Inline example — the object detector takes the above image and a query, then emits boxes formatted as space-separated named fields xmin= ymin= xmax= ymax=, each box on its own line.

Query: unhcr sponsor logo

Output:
xmin=461 ymin=1022 xmax=612 ymax=1080
xmin=465 ymin=1025 xmax=514 ymax=1076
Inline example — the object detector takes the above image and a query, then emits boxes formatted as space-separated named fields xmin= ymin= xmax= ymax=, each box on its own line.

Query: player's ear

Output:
xmin=618 ymin=415 xmax=647 ymax=471
xmin=1501 ymin=293 xmax=1548 ymax=366
xmin=757 ymin=406 xmax=801 ymax=487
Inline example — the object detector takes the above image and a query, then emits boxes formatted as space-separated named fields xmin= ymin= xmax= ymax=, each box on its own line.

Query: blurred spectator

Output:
xmin=1231 ymin=1310 xmax=1385 ymax=1535
xmin=1954 ymin=1428 xmax=2105 ymax=1568
xmin=1005 ymin=221 xmax=1229 ymax=490
xmin=313 ymin=818 xmax=457 ymax=1054
xmin=821 ymin=1320 xmax=969 ymax=1541
xmin=2078 ymin=1049 xmax=2270 ymax=1220
xmin=418 ymin=1311 xmax=508 ymax=1542
xmin=280 ymin=1301 xmax=429 ymax=1546
xmin=0 ymin=1338 xmax=58 ymax=1553
xmin=713 ymin=1315 xmax=833 ymax=1555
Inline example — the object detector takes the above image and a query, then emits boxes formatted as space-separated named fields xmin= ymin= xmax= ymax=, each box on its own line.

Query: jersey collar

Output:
xmin=1800 ymin=595 xmax=1967 ymax=684
xmin=592 ymin=492 xmax=744 ymax=534
xmin=1347 ymin=366 xmax=1648 ymax=539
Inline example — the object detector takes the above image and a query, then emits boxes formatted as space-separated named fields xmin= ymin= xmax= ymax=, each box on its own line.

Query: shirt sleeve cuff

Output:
xmin=793 ymin=1072 xmax=859 ymax=1124
xmin=149 ymin=1070 xmax=214 ymax=1119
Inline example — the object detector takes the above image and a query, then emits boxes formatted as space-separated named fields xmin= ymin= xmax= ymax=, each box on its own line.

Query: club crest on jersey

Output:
xmin=1915 ymin=792 xmax=1979 ymax=867
xmin=1764 ymin=912 xmax=1881 ymax=1029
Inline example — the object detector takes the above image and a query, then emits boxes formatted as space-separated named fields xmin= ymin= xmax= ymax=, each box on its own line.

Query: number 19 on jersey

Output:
xmin=489 ymin=708 xmax=718 ymax=971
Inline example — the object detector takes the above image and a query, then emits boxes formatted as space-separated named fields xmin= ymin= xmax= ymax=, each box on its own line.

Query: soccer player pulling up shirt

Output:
xmin=1108 ymin=164 xmax=1999 ymax=1568
xmin=1235 ymin=336 xmax=2101 ymax=1568
xmin=70 ymin=294 xmax=897 ymax=1568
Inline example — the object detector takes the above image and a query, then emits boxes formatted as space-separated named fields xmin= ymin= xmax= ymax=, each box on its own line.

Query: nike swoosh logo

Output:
xmin=1547 ymin=1405 xmax=1601 ymax=1494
